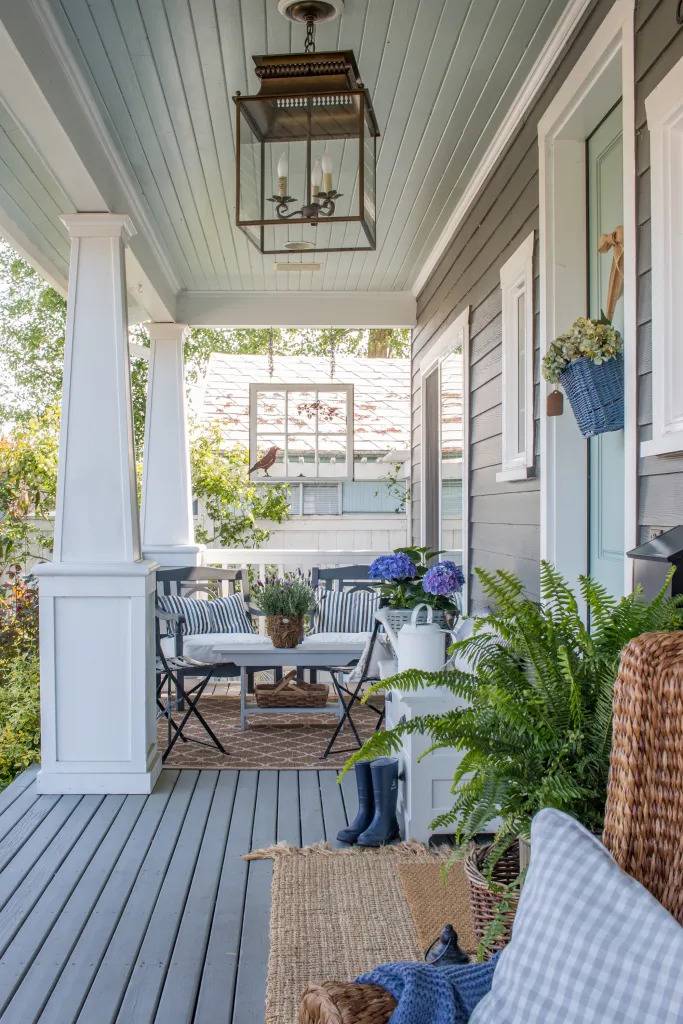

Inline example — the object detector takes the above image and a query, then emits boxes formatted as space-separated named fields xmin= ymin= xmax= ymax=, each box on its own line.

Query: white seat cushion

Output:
xmin=301 ymin=632 xmax=371 ymax=646
xmin=470 ymin=808 xmax=683 ymax=1023
xmin=169 ymin=632 xmax=270 ymax=665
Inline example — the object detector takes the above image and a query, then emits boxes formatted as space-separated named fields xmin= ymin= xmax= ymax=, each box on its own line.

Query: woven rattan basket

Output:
xmin=559 ymin=353 xmax=624 ymax=437
xmin=266 ymin=614 xmax=305 ymax=649
xmin=255 ymin=678 xmax=329 ymax=708
xmin=299 ymin=982 xmax=396 ymax=1024
xmin=464 ymin=842 xmax=520 ymax=952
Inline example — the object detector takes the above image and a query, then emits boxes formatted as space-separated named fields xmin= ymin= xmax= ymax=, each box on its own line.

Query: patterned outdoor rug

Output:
xmin=159 ymin=692 xmax=383 ymax=770
xmin=245 ymin=842 xmax=471 ymax=1024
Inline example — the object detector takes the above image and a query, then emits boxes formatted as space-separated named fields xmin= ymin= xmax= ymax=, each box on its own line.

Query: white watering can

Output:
xmin=377 ymin=604 xmax=447 ymax=673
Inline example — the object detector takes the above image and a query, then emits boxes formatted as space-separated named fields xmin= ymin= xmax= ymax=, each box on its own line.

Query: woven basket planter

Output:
xmin=464 ymin=842 xmax=521 ymax=953
xmin=255 ymin=680 xmax=329 ymax=708
xmin=299 ymin=982 xmax=395 ymax=1024
xmin=266 ymin=614 xmax=304 ymax=648
xmin=559 ymin=354 xmax=624 ymax=437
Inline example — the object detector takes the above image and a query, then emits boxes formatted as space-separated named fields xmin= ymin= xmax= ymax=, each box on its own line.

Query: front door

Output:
xmin=587 ymin=104 xmax=625 ymax=597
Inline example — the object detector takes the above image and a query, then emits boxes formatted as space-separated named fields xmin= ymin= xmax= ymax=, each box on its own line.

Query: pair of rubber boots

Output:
xmin=337 ymin=757 xmax=400 ymax=846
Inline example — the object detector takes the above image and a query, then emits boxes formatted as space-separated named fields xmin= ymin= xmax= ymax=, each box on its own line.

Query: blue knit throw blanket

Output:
xmin=356 ymin=954 xmax=499 ymax=1024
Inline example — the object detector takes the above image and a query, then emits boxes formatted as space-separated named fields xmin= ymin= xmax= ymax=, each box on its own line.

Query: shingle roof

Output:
xmin=199 ymin=354 xmax=411 ymax=455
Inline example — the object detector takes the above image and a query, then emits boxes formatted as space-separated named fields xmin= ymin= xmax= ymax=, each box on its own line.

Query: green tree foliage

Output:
xmin=190 ymin=422 xmax=290 ymax=548
xmin=0 ymin=406 xmax=59 ymax=573
xmin=0 ymin=653 xmax=40 ymax=789
xmin=0 ymin=242 xmax=67 ymax=421
xmin=343 ymin=562 xmax=683 ymax=855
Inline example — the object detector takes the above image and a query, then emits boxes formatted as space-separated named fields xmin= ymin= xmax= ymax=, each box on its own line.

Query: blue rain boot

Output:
xmin=357 ymin=757 xmax=400 ymax=846
xmin=337 ymin=760 xmax=374 ymax=844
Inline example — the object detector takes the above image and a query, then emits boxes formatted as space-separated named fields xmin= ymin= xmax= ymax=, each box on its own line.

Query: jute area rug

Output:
xmin=246 ymin=842 xmax=476 ymax=1024
xmin=160 ymin=693 xmax=382 ymax=770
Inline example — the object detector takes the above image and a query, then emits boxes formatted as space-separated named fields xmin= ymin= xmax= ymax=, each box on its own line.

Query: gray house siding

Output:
xmin=635 ymin=2 xmax=683 ymax=541
xmin=409 ymin=0 xmax=659 ymax=606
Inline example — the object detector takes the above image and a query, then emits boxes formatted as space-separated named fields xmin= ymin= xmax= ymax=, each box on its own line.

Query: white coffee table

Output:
xmin=213 ymin=637 xmax=367 ymax=729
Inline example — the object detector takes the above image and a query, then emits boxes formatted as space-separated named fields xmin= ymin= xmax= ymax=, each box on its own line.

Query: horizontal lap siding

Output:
xmin=635 ymin=2 xmax=683 ymax=542
xmin=411 ymin=0 xmax=612 ymax=607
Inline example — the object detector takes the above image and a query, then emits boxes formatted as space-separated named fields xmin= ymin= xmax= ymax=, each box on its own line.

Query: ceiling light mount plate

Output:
xmin=277 ymin=0 xmax=343 ymax=25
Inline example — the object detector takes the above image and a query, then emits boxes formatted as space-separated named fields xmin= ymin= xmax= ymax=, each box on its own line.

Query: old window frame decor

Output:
xmin=641 ymin=55 xmax=683 ymax=458
xmin=249 ymin=382 xmax=354 ymax=483
xmin=497 ymin=231 xmax=535 ymax=481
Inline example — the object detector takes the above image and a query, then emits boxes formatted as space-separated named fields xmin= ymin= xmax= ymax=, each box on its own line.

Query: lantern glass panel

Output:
xmin=363 ymin=103 xmax=376 ymax=245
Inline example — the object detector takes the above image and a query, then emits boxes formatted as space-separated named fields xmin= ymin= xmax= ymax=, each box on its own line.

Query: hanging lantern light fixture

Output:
xmin=233 ymin=0 xmax=379 ymax=255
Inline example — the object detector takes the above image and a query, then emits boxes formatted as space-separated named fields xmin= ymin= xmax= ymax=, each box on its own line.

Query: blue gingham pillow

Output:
xmin=207 ymin=594 xmax=254 ymax=634
xmin=314 ymin=587 xmax=379 ymax=633
xmin=470 ymin=808 xmax=683 ymax=1023
xmin=157 ymin=594 xmax=212 ymax=635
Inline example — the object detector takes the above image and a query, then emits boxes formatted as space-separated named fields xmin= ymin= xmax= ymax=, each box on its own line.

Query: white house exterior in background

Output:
xmin=196 ymin=354 xmax=412 ymax=552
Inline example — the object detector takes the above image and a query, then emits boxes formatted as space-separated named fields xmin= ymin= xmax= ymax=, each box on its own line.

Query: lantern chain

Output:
xmin=304 ymin=17 xmax=316 ymax=53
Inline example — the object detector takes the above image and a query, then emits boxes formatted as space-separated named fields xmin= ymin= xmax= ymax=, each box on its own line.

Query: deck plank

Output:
xmin=276 ymin=770 xmax=300 ymax=846
xmin=154 ymin=771 xmax=238 ymax=1023
xmin=0 ymin=765 xmax=38 ymax=818
xmin=318 ymin=771 xmax=348 ymax=847
xmin=0 ymin=794 xmax=64 ymax=876
xmin=0 ymin=797 xmax=100 ymax=944
xmin=0 ymin=784 xmax=41 ymax=845
xmin=193 ymin=770 xmax=258 ymax=1024
xmin=36 ymin=771 xmax=179 ymax=1024
xmin=298 ymin=770 xmax=325 ymax=847
xmin=107 ymin=771 xmax=218 ymax=1024
xmin=231 ymin=771 xmax=278 ymax=1024
xmin=75 ymin=771 xmax=200 ymax=1024
xmin=339 ymin=767 xmax=359 ymax=824
xmin=0 ymin=794 xmax=127 ymax=1019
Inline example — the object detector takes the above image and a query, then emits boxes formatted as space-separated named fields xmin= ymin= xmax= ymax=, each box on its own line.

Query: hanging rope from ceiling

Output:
xmin=268 ymin=328 xmax=275 ymax=378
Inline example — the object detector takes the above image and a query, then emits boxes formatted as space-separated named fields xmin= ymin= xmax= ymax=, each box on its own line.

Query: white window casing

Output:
xmin=249 ymin=382 xmax=354 ymax=482
xmin=497 ymin=231 xmax=535 ymax=481
xmin=641 ymin=56 xmax=683 ymax=458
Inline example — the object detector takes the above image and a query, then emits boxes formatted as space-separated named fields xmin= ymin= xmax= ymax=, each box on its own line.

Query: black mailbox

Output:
xmin=627 ymin=526 xmax=683 ymax=599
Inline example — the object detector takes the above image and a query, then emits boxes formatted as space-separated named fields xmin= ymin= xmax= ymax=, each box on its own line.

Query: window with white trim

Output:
xmin=249 ymin=383 xmax=354 ymax=481
xmin=641 ymin=56 xmax=683 ymax=457
xmin=497 ymin=232 xmax=535 ymax=481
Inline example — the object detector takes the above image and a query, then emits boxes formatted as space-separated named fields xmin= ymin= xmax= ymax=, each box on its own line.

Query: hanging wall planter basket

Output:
xmin=559 ymin=354 xmax=624 ymax=438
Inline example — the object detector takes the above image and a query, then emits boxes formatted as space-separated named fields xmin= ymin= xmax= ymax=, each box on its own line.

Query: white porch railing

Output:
xmin=205 ymin=548 xmax=381 ymax=581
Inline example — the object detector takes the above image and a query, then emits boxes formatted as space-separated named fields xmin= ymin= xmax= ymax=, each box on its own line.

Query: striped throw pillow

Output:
xmin=208 ymin=594 xmax=254 ymax=634
xmin=158 ymin=594 xmax=213 ymax=635
xmin=314 ymin=587 xmax=379 ymax=633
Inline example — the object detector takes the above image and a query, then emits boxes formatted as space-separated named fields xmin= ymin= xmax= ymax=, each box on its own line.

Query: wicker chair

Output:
xmin=299 ymin=628 xmax=683 ymax=1023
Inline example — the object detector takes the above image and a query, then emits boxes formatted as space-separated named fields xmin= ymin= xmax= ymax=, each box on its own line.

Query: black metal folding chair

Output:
xmin=310 ymin=565 xmax=386 ymax=758
xmin=155 ymin=607 xmax=226 ymax=761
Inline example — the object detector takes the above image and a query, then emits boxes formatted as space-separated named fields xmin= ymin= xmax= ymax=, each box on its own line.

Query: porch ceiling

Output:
xmin=0 ymin=0 xmax=573 ymax=316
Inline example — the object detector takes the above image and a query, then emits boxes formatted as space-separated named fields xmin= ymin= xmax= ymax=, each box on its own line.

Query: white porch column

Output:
xmin=34 ymin=213 xmax=161 ymax=795
xmin=141 ymin=322 xmax=202 ymax=567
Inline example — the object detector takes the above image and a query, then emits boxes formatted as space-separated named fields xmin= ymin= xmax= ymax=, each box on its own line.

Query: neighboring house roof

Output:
xmin=199 ymin=354 xmax=411 ymax=456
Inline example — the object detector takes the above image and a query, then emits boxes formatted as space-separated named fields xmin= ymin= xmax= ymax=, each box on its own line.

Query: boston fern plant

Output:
xmin=344 ymin=562 xmax=683 ymax=855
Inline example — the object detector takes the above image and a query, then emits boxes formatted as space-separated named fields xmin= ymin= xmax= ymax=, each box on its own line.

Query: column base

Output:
xmin=142 ymin=543 xmax=204 ymax=567
xmin=34 ymin=559 xmax=161 ymax=796
xmin=37 ymin=752 xmax=162 ymax=795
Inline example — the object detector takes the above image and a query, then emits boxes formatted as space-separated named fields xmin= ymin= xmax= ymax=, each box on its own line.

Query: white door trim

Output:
xmin=418 ymin=306 xmax=471 ymax=613
xmin=539 ymin=0 xmax=637 ymax=596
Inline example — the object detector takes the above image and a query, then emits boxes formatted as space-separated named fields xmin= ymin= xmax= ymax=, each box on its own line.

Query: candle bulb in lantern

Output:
xmin=322 ymin=150 xmax=333 ymax=193
xmin=277 ymin=152 xmax=288 ymax=197
xmin=311 ymin=159 xmax=322 ymax=199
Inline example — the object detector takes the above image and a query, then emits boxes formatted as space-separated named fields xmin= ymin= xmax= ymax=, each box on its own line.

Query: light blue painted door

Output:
xmin=587 ymin=105 xmax=625 ymax=598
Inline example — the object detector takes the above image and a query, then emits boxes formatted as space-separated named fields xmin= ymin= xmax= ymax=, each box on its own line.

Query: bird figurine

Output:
xmin=248 ymin=445 xmax=280 ymax=476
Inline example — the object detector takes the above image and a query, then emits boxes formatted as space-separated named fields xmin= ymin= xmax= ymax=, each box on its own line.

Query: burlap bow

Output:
xmin=597 ymin=225 xmax=624 ymax=321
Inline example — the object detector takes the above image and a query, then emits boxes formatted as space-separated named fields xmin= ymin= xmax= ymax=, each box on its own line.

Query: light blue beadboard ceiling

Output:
xmin=44 ymin=0 xmax=569 ymax=292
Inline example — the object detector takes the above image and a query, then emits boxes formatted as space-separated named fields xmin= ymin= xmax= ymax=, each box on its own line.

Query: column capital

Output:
xmin=61 ymin=212 xmax=136 ymax=241
xmin=146 ymin=321 xmax=190 ymax=344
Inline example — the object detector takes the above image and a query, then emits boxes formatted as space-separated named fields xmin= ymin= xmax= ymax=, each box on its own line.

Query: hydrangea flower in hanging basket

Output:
xmin=542 ymin=315 xmax=624 ymax=438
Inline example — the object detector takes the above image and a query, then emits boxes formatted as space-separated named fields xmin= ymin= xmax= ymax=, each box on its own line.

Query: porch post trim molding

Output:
xmin=141 ymin=321 xmax=202 ymax=567
xmin=36 ymin=210 xmax=161 ymax=795
xmin=410 ymin=0 xmax=593 ymax=298
xmin=538 ymin=0 xmax=637 ymax=598
xmin=418 ymin=306 xmax=471 ymax=614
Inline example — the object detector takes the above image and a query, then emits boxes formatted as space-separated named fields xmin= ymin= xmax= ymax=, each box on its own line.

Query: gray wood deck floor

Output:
xmin=0 ymin=766 xmax=358 ymax=1024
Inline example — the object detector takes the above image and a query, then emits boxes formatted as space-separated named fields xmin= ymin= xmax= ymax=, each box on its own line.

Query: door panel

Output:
xmin=587 ymin=104 xmax=625 ymax=597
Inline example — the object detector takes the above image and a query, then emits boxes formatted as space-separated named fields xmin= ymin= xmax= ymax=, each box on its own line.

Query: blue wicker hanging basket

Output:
xmin=559 ymin=354 xmax=624 ymax=438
